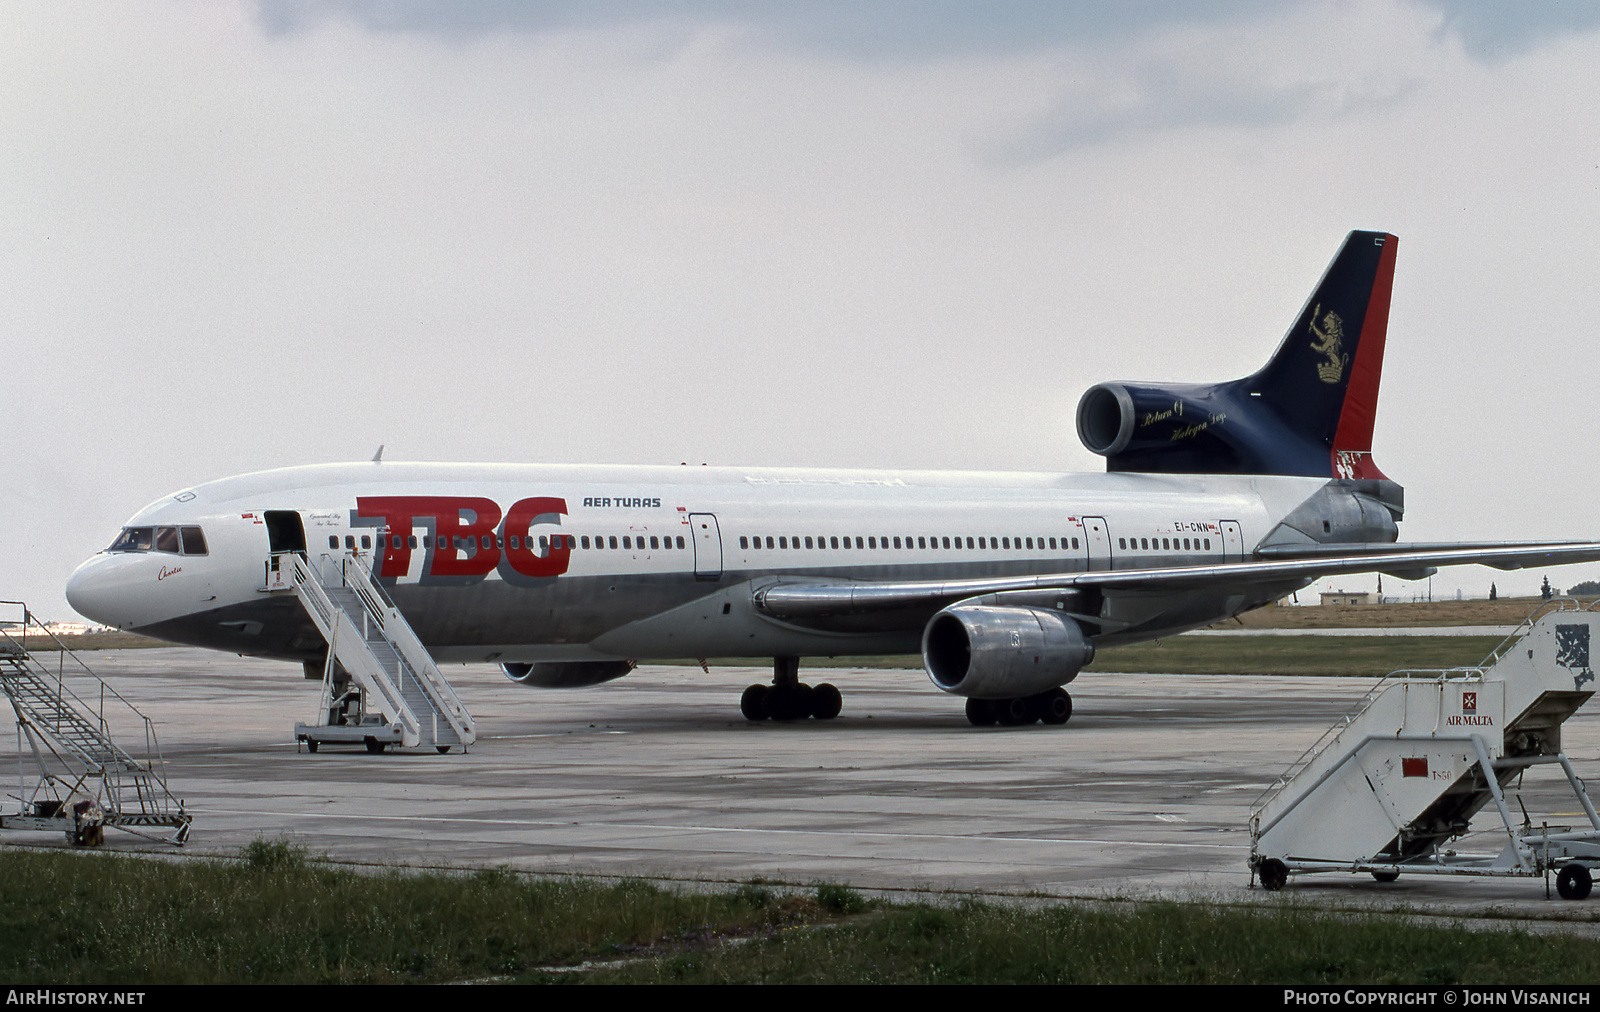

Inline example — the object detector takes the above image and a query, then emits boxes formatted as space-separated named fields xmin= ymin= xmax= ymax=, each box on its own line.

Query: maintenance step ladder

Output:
xmin=1250 ymin=601 xmax=1600 ymax=898
xmin=0 ymin=602 xmax=190 ymax=846
xmin=279 ymin=551 xmax=475 ymax=754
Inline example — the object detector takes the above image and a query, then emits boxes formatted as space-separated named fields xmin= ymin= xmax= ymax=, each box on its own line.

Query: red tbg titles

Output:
xmin=503 ymin=497 xmax=571 ymax=577
xmin=356 ymin=496 xmax=571 ymax=579
xmin=356 ymin=496 xmax=503 ymax=578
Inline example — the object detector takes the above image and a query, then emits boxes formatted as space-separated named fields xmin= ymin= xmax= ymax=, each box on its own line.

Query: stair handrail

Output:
xmin=340 ymin=553 xmax=475 ymax=743
xmin=1478 ymin=597 xmax=1585 ymax=669
xmin=1250 ymin=664 xmax=1486 ymax=812
xmin=286 ymin=554 xmax=421 ymax=743
xmin=0 ymin=603 xmax=181 ymax=812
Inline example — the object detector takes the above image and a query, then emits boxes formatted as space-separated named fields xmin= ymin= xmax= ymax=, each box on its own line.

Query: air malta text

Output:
xmin=357 ymin=496 xmax=571 ymax=581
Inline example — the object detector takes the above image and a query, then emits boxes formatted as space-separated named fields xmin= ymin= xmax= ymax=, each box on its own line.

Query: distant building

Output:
xmin=1320 ymin=591 xmax=1375 ymax=606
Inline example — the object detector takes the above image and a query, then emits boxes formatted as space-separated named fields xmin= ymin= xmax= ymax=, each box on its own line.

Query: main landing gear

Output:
xmin=964 ymin=688 xmax=1073 ymax=727
xmin=740 ymin=657 xmax=842 ymax=722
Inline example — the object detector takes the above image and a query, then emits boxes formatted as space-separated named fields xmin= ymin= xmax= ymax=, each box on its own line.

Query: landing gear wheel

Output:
xmin=1258 ymin=859 xmax=1288 ymax=891
xmin=996 ymin=696 xmax=1036 ymax=726
xmin=740 ymin=684 xmax=770 ymax=721
xmin=364 ymin=738 xmax=387 ymax=755
xmin=768 ymin=684 xmax=807 ymax=722
xmin=1558 ymin=863 xmax=1593 ymax=900
xmin=1041 ymin=689 xmax=1073 ymax=725
xmin=436 ymin=745 xmax=452 ymax=754
xmin=306 ymin=740 xmax=319 ymax=753
xmin=966 ymin=698 xmax=998 ymax=727
xmin=811 ymin=683 xmax=842 ymax=720
xmin=1371 ymin=870 xmax=1399 ymax=883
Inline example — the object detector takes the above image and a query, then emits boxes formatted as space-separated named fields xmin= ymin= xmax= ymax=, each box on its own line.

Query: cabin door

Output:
xmin=1082 ymin=516 xmax=1111 ymax=571
xmin=689 ymin=513 xmax=723 ymax=580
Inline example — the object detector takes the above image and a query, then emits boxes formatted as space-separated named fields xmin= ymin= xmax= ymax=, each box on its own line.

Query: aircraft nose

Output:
xmin=65 ymin=553 xmax=134 ymax=628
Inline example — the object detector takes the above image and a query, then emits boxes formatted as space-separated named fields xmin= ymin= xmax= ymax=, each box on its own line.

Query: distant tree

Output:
xmin=1569 ymin=580 xmax=1600 ymax=597
xmin=1489 ymin=583 xmax=1497 ymax=601
xmin=1541 ymin=575 xmax=1553 ymax=601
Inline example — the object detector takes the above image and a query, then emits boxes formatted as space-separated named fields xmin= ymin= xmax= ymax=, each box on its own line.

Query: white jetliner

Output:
xmin=66 ymin=231 xmax=1600 ymax=726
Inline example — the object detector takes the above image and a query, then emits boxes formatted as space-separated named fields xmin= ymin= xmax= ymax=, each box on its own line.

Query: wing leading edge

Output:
xmin=751 ymin=541 xmax=1600 ymax=620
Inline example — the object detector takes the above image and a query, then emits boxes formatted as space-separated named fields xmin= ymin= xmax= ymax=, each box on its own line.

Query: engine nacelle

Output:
xmin=1076 ymin=376 xmax=1373 ymax=479
xmin=501 ymin=660 xmax=635 ymax=688
xmin=921 ymin=604 xmax=1094 ymax=699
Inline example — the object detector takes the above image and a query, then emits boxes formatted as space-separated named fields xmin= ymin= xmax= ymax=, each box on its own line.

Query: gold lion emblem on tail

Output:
xmin=1309 ymin=303 xmax=1347 ymax=384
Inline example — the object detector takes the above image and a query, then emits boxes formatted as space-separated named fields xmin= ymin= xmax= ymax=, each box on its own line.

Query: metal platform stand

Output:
xmin=0 ymin=602 xmax=190 ymax=846
xmin=1250 ymin=600 xmax=1600 ymax=898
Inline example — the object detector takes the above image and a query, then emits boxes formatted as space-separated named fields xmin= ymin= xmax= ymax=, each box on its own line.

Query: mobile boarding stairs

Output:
xmin=1250 ymin=602 xmax=1600 ymax=899
xmin=0 ymin=602 xmax=190 ymax=846
xmin=265 ymin=550 xmax=475 ymax=755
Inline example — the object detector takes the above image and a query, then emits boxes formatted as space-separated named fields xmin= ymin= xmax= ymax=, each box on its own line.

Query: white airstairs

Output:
xmin=1250 ymin=601 xmax=1600 ymax=898
xmin=0 ymin=602 xmax=190 ymax=845
xmin=280 ymin=551 xmax=475 ymax=754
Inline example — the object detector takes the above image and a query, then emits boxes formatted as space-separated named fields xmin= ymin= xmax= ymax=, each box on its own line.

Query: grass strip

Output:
xmin=4 ymin=845 xmax=1600 ymax=984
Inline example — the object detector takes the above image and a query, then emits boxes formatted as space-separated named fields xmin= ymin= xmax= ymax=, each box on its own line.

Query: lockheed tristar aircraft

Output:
xmin=66 ymin=231 xmax=1600 ymax=727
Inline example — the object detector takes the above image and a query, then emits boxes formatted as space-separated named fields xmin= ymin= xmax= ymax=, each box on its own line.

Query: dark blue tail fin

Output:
xmin=1076 ymin=230 xmax=1397 ymax=478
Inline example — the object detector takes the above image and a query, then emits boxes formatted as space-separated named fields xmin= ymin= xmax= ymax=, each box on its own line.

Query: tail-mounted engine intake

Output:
xmin=1076 ymin=230 xmax=1398 ymax=479
xmin=921 ymin=604 xmax=1094 ymax=699
xmin=502 ymin=660 xmax=635 ymax=688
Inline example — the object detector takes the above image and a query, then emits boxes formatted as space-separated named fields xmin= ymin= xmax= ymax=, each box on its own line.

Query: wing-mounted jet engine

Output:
xmin=502 ymin=660 xmax=635 ymax=688
xmin=1077 ymin=231 xmax=1396 ymax=481
xmin=922 ymin=603 xmax=1094 ymax=726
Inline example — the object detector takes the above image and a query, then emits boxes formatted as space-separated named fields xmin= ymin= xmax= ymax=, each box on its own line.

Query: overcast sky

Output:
xmin=5 ymin=1 xmax=1600 ymax=621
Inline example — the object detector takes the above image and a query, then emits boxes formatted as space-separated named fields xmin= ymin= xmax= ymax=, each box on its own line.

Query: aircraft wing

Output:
xmin=752 ymin=541 xmax=1600 ymax=619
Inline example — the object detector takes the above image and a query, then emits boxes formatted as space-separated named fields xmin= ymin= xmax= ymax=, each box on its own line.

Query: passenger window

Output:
xmin=1026 ymin=538 xmax=1033 ymax=549
xmin=651 ymin=537 xmax=660 ymax=549
xmin=1001 ymin=538 xmax=1009 ymax=550
xmin=408 ymin=536 xmax=418 ymax=549
xmin=1205 ymin=537 xmax=1211 ymax=550
xmin=677 ymin=536 xmax=686 ymax=549
xmin=180 ymin=527 xmax=208 ymax=555
xmin=831 ymin=537 xmax=839 ymax=549
xmin=1072 ymin=537 xmax=1079 ymax=549
xmin=362 ymin=535 xmax=372 ymax=550
xmin=868 ymin=537 xmax=876 ymax=549
xmin=893 ymin=537 xmax=901 ymax=549
xmin=740 ymin=536 xmax=748 ymax=549
xmin=609 ymin=536 xmax=619 ymax=549
xmin=346 ymin=536 xmax=356 ymax=550
xmin=329 ymin=535 xmax=339 ymax=549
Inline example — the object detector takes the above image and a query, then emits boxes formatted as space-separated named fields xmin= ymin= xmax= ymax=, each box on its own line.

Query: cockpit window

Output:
xmin=108 ymin=527 xmax=154 ymax=552
xmin=107 ymin=525 xmax=208 ymax=554
xmin=180 ymin=527 xmax=208 ymax=555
